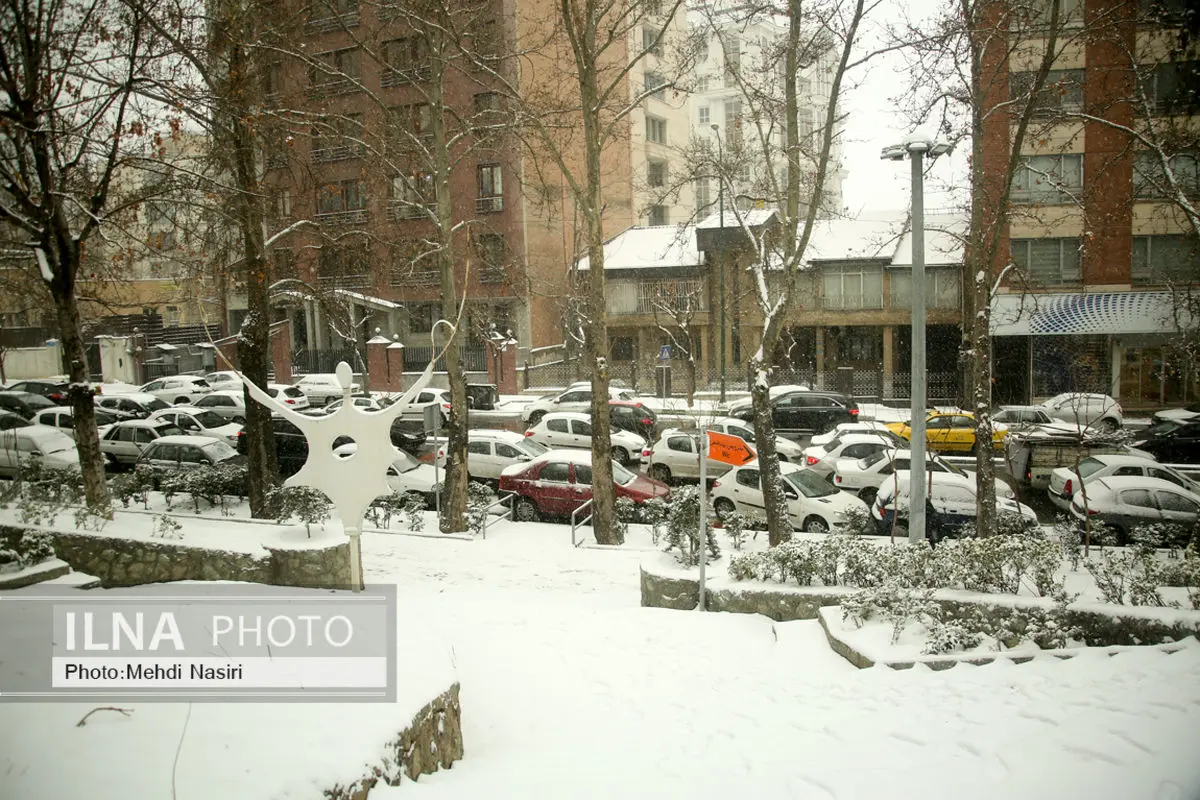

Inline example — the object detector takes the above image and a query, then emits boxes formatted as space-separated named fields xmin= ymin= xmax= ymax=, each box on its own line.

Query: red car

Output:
xmin=499 ymin=449 xmax=669 ymax=522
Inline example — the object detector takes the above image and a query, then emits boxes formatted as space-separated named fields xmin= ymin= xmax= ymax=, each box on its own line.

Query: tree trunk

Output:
xmin=50 ymin=274 xmax=109 ymax=512
xmin=970 ymin=284 xmax=997 ymax=534
xmin=748 ymin=360 xmax=791 ymax=547
xmin=437 ymin=243 xmax=468 ymax=533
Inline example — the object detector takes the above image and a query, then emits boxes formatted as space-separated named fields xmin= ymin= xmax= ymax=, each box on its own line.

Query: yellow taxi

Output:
xmin=885 ymin=412 xmax=1007 ymax=453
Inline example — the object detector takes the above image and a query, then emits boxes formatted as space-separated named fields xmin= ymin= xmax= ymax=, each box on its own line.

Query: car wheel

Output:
xmin=803 ymin=516 xmax=830 ymax=534
xmin=612 ymin=447 xmax=630 ymax=466
xmin=858 ymin=487 xmax=877 ymax=506
xmin=514 ymin=497 xmax=540 ymax=522
xmin=713 ymin=497 xmax=736 ymax=522
xmin=528 ymin=410 xmax=545 ymax=425
xmin=648 ymin=463 xmax=671 ymax=483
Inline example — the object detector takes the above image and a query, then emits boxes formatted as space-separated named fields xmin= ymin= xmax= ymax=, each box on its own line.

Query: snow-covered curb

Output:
xmin=0 ymin=557 xmax=69 ymax=589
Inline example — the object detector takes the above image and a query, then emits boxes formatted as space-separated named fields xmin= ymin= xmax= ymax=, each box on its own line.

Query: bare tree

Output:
xmin=650 ymin=277 xmax=703 ymax=406
xmin=0 ymin=0 xmax=166 ymax=511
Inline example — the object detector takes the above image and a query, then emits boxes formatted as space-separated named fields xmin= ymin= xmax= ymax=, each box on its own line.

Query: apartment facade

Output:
xmin=982 ymin=0 xmax=1199 ymax=408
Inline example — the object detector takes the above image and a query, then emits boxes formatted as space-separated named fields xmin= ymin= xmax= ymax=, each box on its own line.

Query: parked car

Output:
xmin=33 ymin=406 xmax=126 ymax=439
xmin=645 ymin=428 xmax=742 ymax=483
xmin=378 ymin=387 xmax=451 ymax=427
xmin=0 ymin=409 xmax=30 ymax=431
xmin=1151 ymin=403 xmax=1200 ymax=426
xmin=728 ymin=390 xmax=858 ymax=438
xmin=711 ymin=461 xmax=869 ymax=533
xmin=4 ymin=379 xmax=70 ymax=405
xmin=801 ymin=432 xmax=903 ymax=479
xmin=521 ymin=385 xmax=638 ymax=425
xmin=148 ymin=407 xmax=242 ymax=444
xmin=203 ymin=371 xmax=242 ymax=389
xmin=465 ymin=383 xmax=499 ymax=410
xmin=1069 ymin=476 xmax=1200 ymax=544
xmin=723 ymin=384 xmax=812 ymax=417
xmin=499 ymin=449 xmax=669 ymax=522
xmin=524 ymin=411 xmax=647 ymax=466
xmin=1047 ymin=453 xmax=1199 ymax=512
xmin=871 ymin=471 xmax=1038 ymax=539
xmin=810 ymin=420 xmax=898 ymax=447
xmin=0 ymin=391 xmax=57 ymax=419
xmin=238 ymin=415 xmax=309 ymax=478
xmin=294 ymin=373 xmax=360 ymax=407
xmin=886 ymin=411 xmax=1007 ymax=454
xmin=706 ymin=417 xmax=805 ymax=462
xmin=1132 ymin=419 xmax=1200 ymax=465
xmin=192 ymin=390 xmax=248 ymax=422
xmin=95 ymin=391 xmax=171 ymax=419
xmin=1038 ymin=392 xmax=1123 ymax=432
xmin=138 ymin=375 xmax=213 ymax=405
xmin=609 ymin=400 xmax=659 ymax=441
xmin=991 ymin=406 xmax=1059 ymax=428
xmin=136 ymin=435 xmax=246 ymax=471
xmin=325 ymin=394 xmax=385 ymax=414
xmin=100 ymin=419 xmax=186 ymax=466
xmin=332 ymin=442 xmax=441 ymax=508
xmin=434 ymin=430 xmax=549 ymax=483
xmin=266 ymin=383 xmax=310 ymax=410
xmin=832 ymin=447 xmax=1015 ymax=505
xmin=0 ymin=426 xmax=80 ymax=477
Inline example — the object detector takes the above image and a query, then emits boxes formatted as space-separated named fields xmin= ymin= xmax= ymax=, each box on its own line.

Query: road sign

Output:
xmin=705 ymin=430 xmax=756 ymax=466
xmin=659 ymin=344 xmax=672 ymax=361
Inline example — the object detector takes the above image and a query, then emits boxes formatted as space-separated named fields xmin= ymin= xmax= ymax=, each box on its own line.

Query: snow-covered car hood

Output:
xmin=775 ymin=437 xmax=803 ymax=458
xmin=387 ymin=462 xmax=439 ymax=494
xmin=612 ymin=430 xmax=647 ymax=451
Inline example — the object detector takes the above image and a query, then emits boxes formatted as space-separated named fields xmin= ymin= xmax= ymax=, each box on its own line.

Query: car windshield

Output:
xmin=94 ymin=409 xmax=119 ymax=426
xmin=859 ymin=450 xmax=889 ymax=469
xmin=38 ymin=434 xmax=74 ymax=454
xmin=1075 ymin=457 xmax=1109 ymax=479
xmin=936 ymin=457 xmax=967 ymax=477
xmin=518 ymin=439 xmax=548 ymax=457
xmin=154 ymin=424 xmax=185 ymax=437
xmin=612 ymin=461 xmax=637 ymax=486
xmin=145 ymin=398 xmax=169 ymax=411
xmin=726 ymin=424 xmax=755 ymax=442
xmin=392 ymin=450 xmax=421 ymax=473
xmin=1144 ymin=420 xmax=1182 ymax=437
xmin=192 ymin=411 xmax=228 ymax=429
xmin=785 ymin=469 xmax=838 ymax=498
xmin=201 ymin=440 xmax=239 ymax=461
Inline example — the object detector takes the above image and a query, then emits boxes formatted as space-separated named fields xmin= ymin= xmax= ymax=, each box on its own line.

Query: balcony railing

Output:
xmin=315 ymin=208 xmax=368 ymax=225
xmin=479 ymin=267 xmax=507 ymax=285
xmin=306 ymin=7 xmax=359 ymax=33
xmin=388 ymin=201 xmax=434 ymax=221
xmin=312 ymin=144 xmax=364 ymax=163
xmin=381 ymin=66 xmax=431 ymax=88
xmin=308 ymin=78 xmax=360 ymax=99
xmin=316 ymin=273 xmax=370 ymax=290
xmin=821 ymin=293 xmax=884 ymax=311
xmin=475 ymin=195 xmax=503 ymax=214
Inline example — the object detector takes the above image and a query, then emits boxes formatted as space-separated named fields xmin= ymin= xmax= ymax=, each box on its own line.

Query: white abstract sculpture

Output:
xmin=233 ymin=360 xmax=435 ymax=591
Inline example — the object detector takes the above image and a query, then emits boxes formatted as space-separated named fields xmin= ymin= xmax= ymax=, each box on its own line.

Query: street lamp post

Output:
xmin=881 ymin=134 xmax=953 ymax=544
xmin=710 ymin=123 xmax=727 ymax=403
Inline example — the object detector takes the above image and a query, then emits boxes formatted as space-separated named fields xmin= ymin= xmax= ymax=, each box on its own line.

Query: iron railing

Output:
xmin=570 ymin=498 xmax=594 ymax=547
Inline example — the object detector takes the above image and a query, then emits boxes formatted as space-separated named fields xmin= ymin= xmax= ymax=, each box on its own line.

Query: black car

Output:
xmin=610 ymin=400 xmax=659 ymax=440
xmin=1134 ymin=420 xmax=1200 ymax=464
xmin=0 ymin=391 xmax=57 ymax=419
xmin=238 ymin=414 xmax=428 ymax=478
xmin=5 ymin=380 xmax=70 ymax=405
xmin=0 ymin=409 xmax=30 ymax=430
xmin=729 ymin=390 xmax=858 ymax=437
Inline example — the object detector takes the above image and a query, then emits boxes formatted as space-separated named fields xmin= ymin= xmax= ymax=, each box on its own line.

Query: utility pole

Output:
xmin=711 ymin=123 xmax=727 ymax=403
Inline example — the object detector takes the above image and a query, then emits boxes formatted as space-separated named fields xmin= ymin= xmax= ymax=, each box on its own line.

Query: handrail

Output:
xmin=480 ymin=491 xmax=515 ymax=539
xmin=570 ymin=498 xmax=594 ymax=547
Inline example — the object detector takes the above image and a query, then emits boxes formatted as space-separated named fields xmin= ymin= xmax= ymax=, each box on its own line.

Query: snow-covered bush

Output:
xmin=640 ymin=498 xmax=668 ymax=545
xmin=13 ymin=530 xmax=55 ymax=565
xmin=841 ymin=582 xmax=938 ymax=643
xmin=922 ymin=618 xmax=984 ymax=655
xmin=151 ymin=513 xmax=183 ymax=540
xmin=1053 ymin=516 xmax=1084 ymax=571
xmin=839 ymin=506 xmax=878 ymax=539
xmin=7 ymin=462 xmax=84 ymax=525
xmin=266 ymin=486 xmax=332 ymax=538
xmin=110 ymin=469 xmax=152 ymax=510
xmin=466 ymin=482 xmax=493 ymax=537
xmin=366 ymin=492 xmax=402 ymax=529
xmin=661 ymin=486 xmax=720 ymax=567
xmin=614 ymin=497 xmax=638 ymax=540
xmin=403 ymin=494 xmax=426 ymax=533
xmin=721 ymin=510 xmax=748 ymax=551
xmin=1084 ymin=547 xmax=1174 ymax=607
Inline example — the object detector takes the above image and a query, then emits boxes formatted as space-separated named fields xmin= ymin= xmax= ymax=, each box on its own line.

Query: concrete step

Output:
xmin=0 ymin=558 xmax=71 ymax=590
xmin=40 ymin=570 xmax=103 ymax=590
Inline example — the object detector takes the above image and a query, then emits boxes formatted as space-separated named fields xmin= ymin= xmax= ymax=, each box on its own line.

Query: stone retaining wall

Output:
xmin=2 ymin=525 xmax=355 ymax=590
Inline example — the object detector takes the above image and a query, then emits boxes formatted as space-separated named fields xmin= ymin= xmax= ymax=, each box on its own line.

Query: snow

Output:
xmin=574 ymin=225 xmax=700 ymax=272
xmin=890 ymin=213 xmax=967 ymax=267
xmin=3 ymin=511 xmax=1200 ymax=799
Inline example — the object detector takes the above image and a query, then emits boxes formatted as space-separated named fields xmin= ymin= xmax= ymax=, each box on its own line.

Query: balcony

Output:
xmin=475 ymin=195 xmax=503 ymax=214
xmin=821 ymin=293 xmax=884 ymax=311
xmin=307 ymin=78 xmax=360 ymax=99
xmin=306 ymin=6 xmax=359 ymax=33
xmin=480 ymin=267 xmax=507 ymax=285
xmin=381 ymin=66 xmax=431 ymax=88
xmin=315 ymin=209 xmax=368 ymax=225
xmin=316 ymin=273 xmax=370 ymax=291
xmin=388 ymin=201 xmax=434 ymax=221
xmin=311 ymin=144 xmax=363 ymax=163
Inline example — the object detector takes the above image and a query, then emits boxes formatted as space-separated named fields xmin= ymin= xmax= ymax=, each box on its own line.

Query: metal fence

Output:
xmin=522 ymin=359 xmax=577 ymax=390
xmin=293 ymin=347 xmax=363 ymax=375
xmin=401 ymin=345 xmax=486 ymax=373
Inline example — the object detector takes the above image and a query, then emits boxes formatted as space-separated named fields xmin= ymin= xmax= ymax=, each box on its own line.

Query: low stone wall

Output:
xmin=2 ymin=524 xmax=355 ymax=590
xmin=327 ymin=683 xmax=465 ymax=799
xmin=641 ymin=564 xmax=1200 ymax=652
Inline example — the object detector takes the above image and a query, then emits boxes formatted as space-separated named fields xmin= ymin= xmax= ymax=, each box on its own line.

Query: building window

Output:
xmin=389 ymin=239 xmax=437 ymax=285
xmin=611 ymin=336 xmax=635 ymax=361
xmin=312 ymin=113 xmax=364 ymax=162
xmin=272 ymin=248 xmax=296 ymax=280
xmin=389 ymin=171 xmax=435 ymax=219
xmin=889 ymin=269 xmax=962 ymax=310
xmin=698 ymin=106 xmax=709 ymax=125
xmin=1010 ymin=153 xmax=1083 ymax=203
xmin=822 ymin=263 xmax=884 ymax=310
xmin=647 ymin=205 xmax=667 ymax=226
xmin=467 ymin=18 xmax=501 ymax=67
xmin=834 ymin=327 xmax=883 ymax=363
xmin=263 ymin=62 xmax=282 ymax=99
xmin=1132 ymin=235 xmax=1200 ymax=285
xmin=646 ymin=116 xmax=667 ymax=144
xmin=307 ymin=0 xmax=358 ymax=30
xmin=1139 ymin=61 xmax=1200 ymax=115
xmin=637 ymin=279 xmax=705 ymax=314
xmin=721 ymin=34 xmax=741 ymax=86
xmin=696 ymin=75 xmax=710 ymax=91
xmin=163 ymin=306 xmax=180 ymax=327
xmin=308 ymin=48 xmax=360 ymax=96
xmin=1010 ymin=69 xmax=1084 ymax=115
xmin=317 ymin=243 xmax=370 ymax=290
xmin=644 ymin=71 xmax=666 ymax=101
xmin=383 ymin=37 xmax=430 ymax=86
xmin=647 ymin=161 xmax=666 ymax=188
xmin=474 ymin=92 xmax=501 ymax=114
xmin=274 ymin=189 xmax=292 ymax=219
xmin=476 ymin=232 xmax=506 ymax=283
xmin=1133 ymin=150 xmax=1200 ymax=197
xmin=1011 ymin=237 xmax=1082 ymax=285
xmin=642 ymin=27 xmax=663 ymax=57
xmin=1014 ymin=0 xmax=1083 ymax=30
xmin=316 ymin=180 xmax=367 ymax=220
xmin=476 ymin=164 xmax=503 ymax=213
xmin=408 ymin=303 xmax=435 ymax=333
xmin=390 ymin=103 xmax=433 ymax=153
xmin=696 ymin=177 xmax=711 ymax=211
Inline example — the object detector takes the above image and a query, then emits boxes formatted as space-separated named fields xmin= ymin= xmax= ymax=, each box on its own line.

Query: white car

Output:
xmin=524 ymin=411 xmax=647 ymax=465
xmin=99 ymin=419 xmax=186 ymax=465
xmin=1068 ymin=476 xmax=1200 ymax=544
xmin=325 ymin=395 xmax=385 ymax=413
xmin=136 ymin=434 xmax=244 ymax=470
xmin=32 ymin=406 xmax=124 ymax=439
xmin=203 ymin=371 xmax=242 ymax=389
xmin=333 ymin=442 xmax=441 ymax=508
xmin=643 ymin=422 xmax=802 ymax=483
xmin=0 ymin=426 xmax=79 ymax=476
xmin=95 ymin=391 xmax=171 ymax=418
xmin=521 ymin=385 xmax=638 ymax=424
xmin=434 ymin=429 xmax=549 ymax=482
xmin=148 ymin=407 xmax=242 ymax=444
xmin=810 ymin=420 xmax=897 ymax=447
xmin=1039 ymin=392 xmax=1122 ymax=432
xmin=832 ymin=447 xmax=1015 ymax=505
xmin=191 ymin=390 xmax=247 ymax=422
xmin=710 ymin=461 xmax=869 ymax=533
xmin=871 ymin=471 xmax=1038 ymax=537
xmin=707 ymin=417 xmax=805 ymax=462
xmin=137 ymin=375 xmax=214 ymax=405
xmin=1047 ymin=453 xmax=1198 ymax=512
xmin=294 ymin=373 xmax=360 ymax=407
xmin=267 ymin=383 xmax=310 ymax=410
xmin=801 ymin=432 xmax=900 ymax=479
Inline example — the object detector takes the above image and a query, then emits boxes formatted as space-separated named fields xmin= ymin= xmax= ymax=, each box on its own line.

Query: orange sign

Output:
xmin=706 ymin=430 xmax=756 ymax=466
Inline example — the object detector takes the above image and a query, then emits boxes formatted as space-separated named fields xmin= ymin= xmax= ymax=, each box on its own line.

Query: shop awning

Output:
xmin=990 ymin=291 xmax=1189 ymax=336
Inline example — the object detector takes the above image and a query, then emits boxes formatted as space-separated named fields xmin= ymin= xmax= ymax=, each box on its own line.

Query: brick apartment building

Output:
xmin=981 ymin=0 xmax=1198 ymax=409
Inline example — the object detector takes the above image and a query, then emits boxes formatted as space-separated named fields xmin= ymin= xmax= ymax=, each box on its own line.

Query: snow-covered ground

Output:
xmin=3 ymin=517 xmax=1200 ymax=798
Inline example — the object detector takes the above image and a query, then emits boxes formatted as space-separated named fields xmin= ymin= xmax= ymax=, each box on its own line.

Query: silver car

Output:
xmin=1048 ymin=453 xmax=1198 ymax=512
xmin=1039 ymin=392 xmax=1122 ymax=432
xmin=1069 ymin=476 xmax=1200 ymax=544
